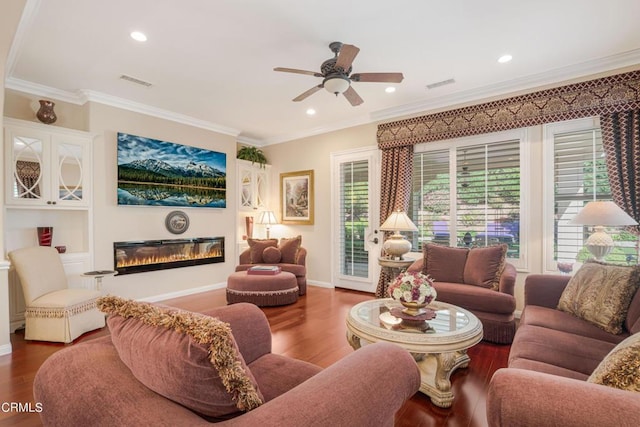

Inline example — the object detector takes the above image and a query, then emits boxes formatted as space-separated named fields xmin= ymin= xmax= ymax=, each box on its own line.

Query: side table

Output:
xmin=82 ymin=270 xmax=117 ymax=291
xmin=378 ymin=256 xmax=415 ymax=280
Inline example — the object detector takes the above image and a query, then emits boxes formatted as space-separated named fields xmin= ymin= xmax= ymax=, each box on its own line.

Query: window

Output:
xmin=339 ymin=159 xmax=370 ymax=278
xmin=546 ymin=119 xmax=638 ymax=272
xmin=411 ymin=130 xmax=526 ymax=268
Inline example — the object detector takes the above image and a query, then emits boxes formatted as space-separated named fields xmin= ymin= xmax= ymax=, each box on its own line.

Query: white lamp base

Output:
xmin=585 ymin=226 xmax=614 ymax=261
xmin=383 ymin=233 xmax=412 ymax=260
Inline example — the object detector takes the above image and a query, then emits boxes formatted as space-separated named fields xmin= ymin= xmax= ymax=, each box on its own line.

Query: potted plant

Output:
xmin=237 ymin=146 xmax=268 ymax=168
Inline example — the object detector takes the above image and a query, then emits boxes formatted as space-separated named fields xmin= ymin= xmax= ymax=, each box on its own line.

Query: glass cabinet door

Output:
xmin=240 ymin=167 xmax=254 ymax=209
xmin=54 ymin=141 xmax=85 ymax=203
xmin=8 ymin=133 xmax=48 ymax=204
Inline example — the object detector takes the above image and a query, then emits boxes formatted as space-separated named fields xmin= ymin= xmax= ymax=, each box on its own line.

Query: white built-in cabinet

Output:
xmin=238 ymin=159 xmax=270 ymax=212
xmin=236 ymin=159 xmax=271 ymax=260
xmin=3 ymin=117 xmax=95 ymax=332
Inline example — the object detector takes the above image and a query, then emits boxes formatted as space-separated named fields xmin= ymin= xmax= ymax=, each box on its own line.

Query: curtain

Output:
xmin=601 ymin=109 xmax=640 ymax=235
xmin=15 ymin=160 xmax=41 ymax=198
xmin=375 ymin=145 xmax=413 ymax=297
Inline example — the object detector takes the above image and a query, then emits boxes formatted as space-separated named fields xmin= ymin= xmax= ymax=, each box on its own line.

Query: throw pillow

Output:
xmin=423 ymin=243 xmax=469 ymax=284
xmin=247 ymin=238 xmax=278 ymax=263
xmin=557 ymin=260 xmax=640 ymax=334
xmin=588 ymin=333 xmax=640 ymax=391
xmin=262 ymin=246 xmax=282 ymax=264
xmin=279 ymin=235 xmax=302 ymax=264
xmin=463 ymin=244 xmax=507 ymax=290
xmin=97 ymin=296 xmax=263 ymax=418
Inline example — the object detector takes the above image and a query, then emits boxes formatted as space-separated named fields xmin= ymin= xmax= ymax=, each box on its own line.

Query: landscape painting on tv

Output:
xmin=117 ymin=133 xmax=226 ymax=208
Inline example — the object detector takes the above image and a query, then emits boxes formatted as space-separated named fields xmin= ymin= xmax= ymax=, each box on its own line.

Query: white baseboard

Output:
xmin=0 ymin=343 xmax=13 ymax=356
xmin=139 ymin=282 xmax=227 ymax=303
xmin=515 ymin=309 xmax=522 ymax=319
xmin=307 ymin=280 xmax=334 ymax=289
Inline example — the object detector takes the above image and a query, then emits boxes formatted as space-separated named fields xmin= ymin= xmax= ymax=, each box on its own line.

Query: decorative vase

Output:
xmin=400 ymin=301 xmax=427 ymax=316
xmin=36 ymin=100 xmax=57 ymax=124
xmin=37 ymin=227 xmax=53 ymax=246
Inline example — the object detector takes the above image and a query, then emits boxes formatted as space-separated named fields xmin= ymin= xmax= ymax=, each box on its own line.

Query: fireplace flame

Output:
xmin=117 ymin=248 xmax=223 ymax=269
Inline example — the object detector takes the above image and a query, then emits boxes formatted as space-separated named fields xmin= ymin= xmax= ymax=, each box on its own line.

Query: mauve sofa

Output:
xmin=407 ymin=244 xmax=517 ymax=344
xmin=487 ymin=274 xmax=640 ymax=427
xmin=33 ymin=302 xmax=420 ymax=426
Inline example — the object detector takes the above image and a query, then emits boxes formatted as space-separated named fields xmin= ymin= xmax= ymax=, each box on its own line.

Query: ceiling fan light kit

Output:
xmin=323 ymin=76 xmax=350 ymax=95
xmin=274 ymin=41 xmax=404 ymax=106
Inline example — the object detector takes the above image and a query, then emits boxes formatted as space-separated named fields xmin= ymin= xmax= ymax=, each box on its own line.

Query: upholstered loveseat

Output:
xmin=407 ymin=243 xmax=517 ymax=344
xmin=34 ymin=298 xmax=420 ymax=426
xmin=487 ymin=265 xmax=640 ymax=427
xmin=236 ymin=236 xmax=307 ymax=295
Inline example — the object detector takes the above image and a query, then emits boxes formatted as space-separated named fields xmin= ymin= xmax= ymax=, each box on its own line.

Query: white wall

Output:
xmin=88 ymin=102 xmax=238 ymax=299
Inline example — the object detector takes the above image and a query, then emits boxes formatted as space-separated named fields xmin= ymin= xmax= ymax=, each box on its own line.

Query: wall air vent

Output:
xmin=119 ymin=74 xmax=153 ymax=87
xmin=426 ymin=78 xmax=455 ymax=90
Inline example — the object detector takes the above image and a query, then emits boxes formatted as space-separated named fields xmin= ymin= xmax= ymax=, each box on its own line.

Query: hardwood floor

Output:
xmin=0 ymin=286 xmax=509 ymax=426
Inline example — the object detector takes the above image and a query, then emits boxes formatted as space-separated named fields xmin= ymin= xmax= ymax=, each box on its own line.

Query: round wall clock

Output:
xmin=165 ymin=210 xmax=190 ymax=234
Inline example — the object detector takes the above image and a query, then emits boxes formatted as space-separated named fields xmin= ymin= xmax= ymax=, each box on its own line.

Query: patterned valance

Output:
xmin=377 ymin=70 xmax=640 ymax=149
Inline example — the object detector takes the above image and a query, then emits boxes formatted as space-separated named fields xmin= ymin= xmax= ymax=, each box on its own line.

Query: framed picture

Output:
xmin=117 ymin=132 xmax=226 ymax=208
xmin=280 ymin=170 xmax=314 ymax=225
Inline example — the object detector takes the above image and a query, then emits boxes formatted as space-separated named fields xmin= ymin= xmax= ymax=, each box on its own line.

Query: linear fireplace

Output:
xmin=114 ymin=237 xmax=224 ymax=275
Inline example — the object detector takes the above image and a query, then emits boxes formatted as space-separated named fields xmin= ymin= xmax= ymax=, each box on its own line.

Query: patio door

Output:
xmin=331 ymin=148 xmax=380 ymax=293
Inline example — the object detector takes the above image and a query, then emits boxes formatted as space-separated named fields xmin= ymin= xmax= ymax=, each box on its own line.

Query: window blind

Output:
xmin=455 ymin=141 xmax=520 ymax=256
xmin=340 ymin=160 xmax=369 ymax=277
xmin=411 ymin=149 xmax=450 ymax=249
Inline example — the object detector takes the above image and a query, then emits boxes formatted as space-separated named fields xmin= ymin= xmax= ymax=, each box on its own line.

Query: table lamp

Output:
xmin=258 ymin=210 xmax=278 ymax=239
xmin=570 ymin=201 xmax=638 ymax=261
xmin=380 ymin=210 xmax=418 ymax=260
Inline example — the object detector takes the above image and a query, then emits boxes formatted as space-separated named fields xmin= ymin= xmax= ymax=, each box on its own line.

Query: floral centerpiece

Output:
xmin=388 ymin=271 xmax=437 ymax=316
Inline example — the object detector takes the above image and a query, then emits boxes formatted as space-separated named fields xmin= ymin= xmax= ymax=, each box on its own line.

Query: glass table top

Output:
xmin=352 ymin=298 xmax=471 ymax=335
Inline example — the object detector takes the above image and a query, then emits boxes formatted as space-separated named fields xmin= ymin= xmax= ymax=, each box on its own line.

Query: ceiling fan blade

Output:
xmin=274 ymin=67 xmax=323 ymax=78
xmin=293 ymin=85 xmax=323 ymax=102
xmin=335 ymin=44 xmax=360 ymax=72
xmin=343 ymin=86 xmax=364 ymax=106
xmin=350 ymin=72 xmax=404 ymax=83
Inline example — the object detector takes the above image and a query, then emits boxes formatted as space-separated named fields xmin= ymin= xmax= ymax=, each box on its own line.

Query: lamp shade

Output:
xmin=257 ymin=211 xmax=278 ymax=225
xmin=570 ymin=201 xmax=637 ymax=261
xmin=380 ymin=211 xmax=418 ymax=232
xmin=570 ymin=201 xmax=638 ymax=226
xmin=323 ymin=76 xmax=350 ymax=95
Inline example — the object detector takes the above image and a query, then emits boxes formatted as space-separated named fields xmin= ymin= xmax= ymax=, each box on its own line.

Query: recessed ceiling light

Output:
xmin=385 ymin=87 xmax=396 ymax=93
xmin=498 ymin=54 xmax=513 ymax=64
xmin=306 ymin=108 xmax=316 ymax=116
xmin=130 ymin=31 xmax=147 ymax=42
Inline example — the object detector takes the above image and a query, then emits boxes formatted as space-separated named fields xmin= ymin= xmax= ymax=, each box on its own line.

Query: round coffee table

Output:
xmin=346 ymin=298 xmax=483 ymax=408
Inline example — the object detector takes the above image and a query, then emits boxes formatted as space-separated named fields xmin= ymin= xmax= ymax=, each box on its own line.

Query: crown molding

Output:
xmin=261 ymin=114 xmax=372 ymax=145
xmin=5 ymin=77 xmax=242 ymax=137
xmin=236 ymin=135 xmax=266 ymax=147
xmin=5 ymin=0 xmax=41 ymax=80
xmin=371 ymin=48 xmax=640 ymax=123
xmin=5 ymin=77 xmax=86 ymax=105
xmin=82 ymin=90 xmax=241 ymax=137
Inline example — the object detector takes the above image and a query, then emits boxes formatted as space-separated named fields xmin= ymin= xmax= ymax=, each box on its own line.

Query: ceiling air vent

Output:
xmin=119 ymin=74 xmax=153 ymax=87
xmin=426 ymin=78 xmax=455 ymax=90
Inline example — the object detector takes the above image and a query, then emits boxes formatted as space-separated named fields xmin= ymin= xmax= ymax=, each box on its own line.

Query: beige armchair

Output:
xmin=8 ymin=246 xmax=105 ymax=343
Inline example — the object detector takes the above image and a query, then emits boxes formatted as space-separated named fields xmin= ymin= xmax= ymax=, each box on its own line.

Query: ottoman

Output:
xmin=226 ymin=271 xmax=299 ymax=306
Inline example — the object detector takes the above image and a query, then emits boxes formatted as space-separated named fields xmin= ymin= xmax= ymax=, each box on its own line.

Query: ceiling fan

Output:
xmin=274 ymin=41 xmax=404 ymax=106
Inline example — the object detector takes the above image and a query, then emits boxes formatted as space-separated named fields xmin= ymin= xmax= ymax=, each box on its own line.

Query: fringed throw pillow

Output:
xmin=98 ymin=296 xmax=263 ymax=418
xmin=588 ymin=333 xmax=640 ymax=391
